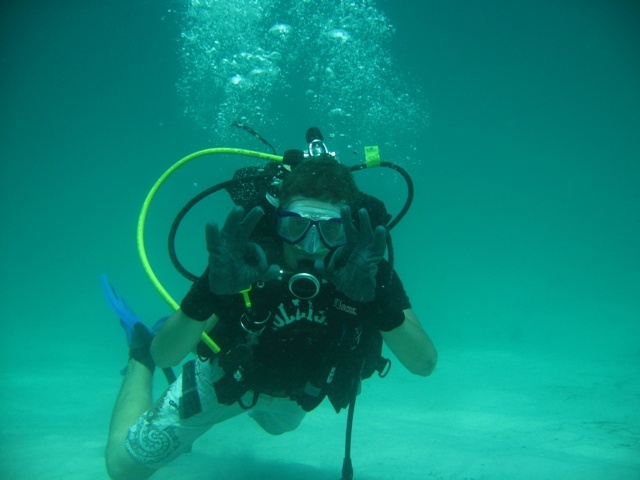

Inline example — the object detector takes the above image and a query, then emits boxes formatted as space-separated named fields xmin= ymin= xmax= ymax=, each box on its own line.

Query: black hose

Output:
xmin=348 ymin=161 xmax=414 ymax=232
xmin=169 ymin=162 xmax=413 ymax=282
xmin=168 ymin=177 xmax=266 ymax=281
xmin=340 ymin=397 xmax=356 ymax=480
xmin=231 ymin=120 xmax=277 ymax=155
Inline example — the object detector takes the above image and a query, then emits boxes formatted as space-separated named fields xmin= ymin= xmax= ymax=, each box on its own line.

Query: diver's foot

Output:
xmin=129 ymin=322 xmax=156 ymax=374
xmin=127 ymin=319 xmax=180 ymax=383
xmin=120 ymin=321 xmax=176 ymax=383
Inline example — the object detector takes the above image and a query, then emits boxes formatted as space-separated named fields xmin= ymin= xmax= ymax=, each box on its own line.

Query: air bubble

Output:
xmin=326 ymin=29 xmax=351 ymax=42
xmin=177 ymin=0 xmax=427 ymax=157
xmin=269 ymin=23 xmax=292 ymax=36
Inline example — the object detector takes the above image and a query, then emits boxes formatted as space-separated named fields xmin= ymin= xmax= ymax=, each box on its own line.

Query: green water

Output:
xmin=1 ymin=1 xmax=638 ymax=478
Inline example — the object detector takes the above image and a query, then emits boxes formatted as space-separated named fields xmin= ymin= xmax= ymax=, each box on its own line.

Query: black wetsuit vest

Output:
xmin=182 ymin=255 xmax=410 ymax=412
xmin=180 ymin=163 xmax=408 ymax=411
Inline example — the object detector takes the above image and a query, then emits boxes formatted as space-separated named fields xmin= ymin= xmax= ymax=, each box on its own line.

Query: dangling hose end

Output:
xmin=340 ymin=457 xmax=353 ymax=480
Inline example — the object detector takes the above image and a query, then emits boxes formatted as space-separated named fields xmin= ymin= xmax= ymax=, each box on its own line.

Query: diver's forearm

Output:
xmin=382 ymin=309 xmax=437 ymax=376
xmin=151 ymin=309 xmax=209 ymax=367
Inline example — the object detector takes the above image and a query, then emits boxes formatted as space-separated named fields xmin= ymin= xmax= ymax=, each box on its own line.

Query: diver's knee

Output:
xmin=250 ymin=408 xmax=305 ymax=435
xmin=105 ymin=445 xmax=129 ymax=480
xmin=105 ymin=443 xmax=154 ymax=480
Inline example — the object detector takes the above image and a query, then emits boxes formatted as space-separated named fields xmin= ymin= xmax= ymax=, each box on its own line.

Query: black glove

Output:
xmin=206 ymin=206 xmax=270 ymax=295
xmin=320 ymin=207 xmax=386 ymax=302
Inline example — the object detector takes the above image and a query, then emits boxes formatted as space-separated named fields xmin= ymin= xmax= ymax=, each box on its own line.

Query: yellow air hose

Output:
xmin=137 ymin=148 xmax=282 ymax=353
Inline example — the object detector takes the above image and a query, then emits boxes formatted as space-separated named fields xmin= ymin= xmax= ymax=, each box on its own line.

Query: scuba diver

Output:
xmin=103 ymin=127 xmax=437 ymax=480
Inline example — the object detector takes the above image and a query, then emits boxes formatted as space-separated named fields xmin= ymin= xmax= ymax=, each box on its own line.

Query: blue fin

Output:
xmin=100 ymin=274 xmax=141 ymax=346
xmin=101 ymin=275 xmax=176 ymax=383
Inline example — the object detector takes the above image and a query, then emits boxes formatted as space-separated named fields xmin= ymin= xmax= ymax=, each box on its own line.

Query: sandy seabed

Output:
xmin=2 ymin=337 xmax=638 ymax=480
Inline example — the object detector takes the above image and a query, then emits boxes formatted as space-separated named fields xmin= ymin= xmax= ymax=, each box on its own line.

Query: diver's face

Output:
xmin=278 ymin=197 xmax=346 ymax=269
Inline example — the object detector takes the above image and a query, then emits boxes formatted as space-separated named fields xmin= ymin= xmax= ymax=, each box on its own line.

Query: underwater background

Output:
xmin=1 ymin=1 xmax=638 ymax=478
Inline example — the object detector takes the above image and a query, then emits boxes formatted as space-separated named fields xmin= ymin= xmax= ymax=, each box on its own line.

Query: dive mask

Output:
xmin=276 ymin=204 xmax=346 ymax=254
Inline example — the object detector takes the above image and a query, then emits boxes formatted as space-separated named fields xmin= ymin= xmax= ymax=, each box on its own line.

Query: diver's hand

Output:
xmin=320 ymin=207 xmax=386 ymax=302
xmin=206 ymin=206 xmax=269 ymax=295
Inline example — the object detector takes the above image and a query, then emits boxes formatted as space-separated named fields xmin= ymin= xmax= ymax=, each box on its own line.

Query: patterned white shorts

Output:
xmin=125 ymin=358 xmax=306 ymax=468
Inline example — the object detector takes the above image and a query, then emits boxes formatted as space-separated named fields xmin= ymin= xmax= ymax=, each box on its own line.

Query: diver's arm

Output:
xmin=151 ymin=309 xmax=218 ymax=368
xmin=381 ymin=309 xmax=437 ymax=376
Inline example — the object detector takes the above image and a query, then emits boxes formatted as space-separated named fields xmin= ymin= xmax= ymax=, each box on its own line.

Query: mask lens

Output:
xmin=318 ymin=218 xmax=345 ymax=247
xmin=277 ymin=213 xmax=312 ymax=243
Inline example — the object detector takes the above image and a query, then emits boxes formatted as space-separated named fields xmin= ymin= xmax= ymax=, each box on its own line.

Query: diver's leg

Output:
xmin=105 ymin=359 xmax=157 ymax=480
xmin=249 ymin=395 xmax=306 ymax=435
xmin=108 ymin=357 xmax=250 ymax=479
xmin=102 ymin=277 xmax=173 ymax=478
